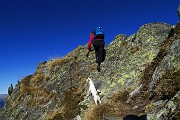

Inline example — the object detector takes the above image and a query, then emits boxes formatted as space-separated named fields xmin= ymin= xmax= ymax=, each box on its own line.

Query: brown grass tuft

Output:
xmin=128 ymin=46 xmax=140 ymax=55
xmin=48 ymin=54 xmax=71 ymax=72
xmin=111 ymin=90 xmax=129 ymax=103
xmin=31 ymin=73 xmax=45 ymax=85
xmin=152 ymin=69 xmax=180 ymax=100
xmin=20 ymin=75 xmax=32 ymax=95
xmin=83 ymin=103 xmax=111 ymax=120
xmin=83 ymin=90 xmax=133 ymax=120
xmin=88 ymin=63 xmax=97 ymax=71
xmin=121 ymin=41 xmax=128 ymax=48
xmin=145 ymin=102 xmax=157 ymax=113
xmin=46 ymin=87 xmax=84 ymax=120
xmin=26 ymin=87 xmax=56 ymax=108
xmin=17 ymin=74 xmax=57 ymax=109
xmin=83 ymin=101 xmax=131 ymax=120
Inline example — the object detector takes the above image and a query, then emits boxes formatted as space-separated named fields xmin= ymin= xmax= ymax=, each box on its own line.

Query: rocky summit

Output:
xmin=0 ymin=22 xmax=180 ymax=120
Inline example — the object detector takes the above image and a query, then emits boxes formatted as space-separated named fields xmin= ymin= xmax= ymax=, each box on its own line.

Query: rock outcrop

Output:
xmin=0 ymin=22 xmax=179 ymax=120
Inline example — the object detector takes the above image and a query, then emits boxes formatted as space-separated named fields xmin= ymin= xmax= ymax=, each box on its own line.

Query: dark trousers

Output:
xmin=93 ymin=40 xmax=105 ymax=65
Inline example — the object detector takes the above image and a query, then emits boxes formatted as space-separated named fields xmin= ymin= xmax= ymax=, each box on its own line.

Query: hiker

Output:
xmin=87 ymin=27 xmax=105 ymax=72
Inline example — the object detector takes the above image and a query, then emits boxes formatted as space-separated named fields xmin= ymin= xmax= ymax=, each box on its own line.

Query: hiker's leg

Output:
xmin=96 ymin=51 xmax=99 ymax=63
xmin=93 ymin=40 xmax=104 ymax=72
xmin=93 ymin=41 xmax=99 ymax=63
xmin=98 ymin=46 xmax=103 ymax=65
xmin=98 ymin=41 xmax=105 ymax=65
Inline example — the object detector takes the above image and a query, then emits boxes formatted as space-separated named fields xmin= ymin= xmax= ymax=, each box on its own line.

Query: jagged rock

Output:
xmin=8 ymin=84 xmax=13 ymax=96
xmin=147 ymin=91 xmax=180 ymax=120
xmin=0 ymin=22 xmax=179 ymax=120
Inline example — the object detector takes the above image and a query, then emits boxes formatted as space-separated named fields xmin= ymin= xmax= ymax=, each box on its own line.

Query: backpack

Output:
xmin=92 ymin=27 xmax=104 ymax=39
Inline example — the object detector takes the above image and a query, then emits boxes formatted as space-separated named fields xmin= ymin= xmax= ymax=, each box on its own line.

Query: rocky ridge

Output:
xmin=0 ymin=22 xmax=179 ymax=120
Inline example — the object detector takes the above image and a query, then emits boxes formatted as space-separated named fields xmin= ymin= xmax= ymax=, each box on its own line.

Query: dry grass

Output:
xmin=48 ymin=54 xmax=71 ymax=72
xmin=20 ymin=86 xmax=56 ymax=108
xmin=46 ymin=78 xmax=86 ymax=120
xmin=16 ymin=74 xmax=56 ymax=109
xmin=31 ymin=73 xmax=45 ymax=85
xmin=128 ymin=46 xmax=140 ymax=55
xmin=151 ymin=69 xmax=180 ymax=100
xmin=25 ymin=87 xmax=56 ymax=108
xmin=121 ymin=41 xmax=128 ymax=48
xmin=46 ymin=87 xmax=84 ymax=120
xmin=88 ymin=63 xmax=97 ymax=71
xmin=8 ymin=96 xmax=22 ymax=112
xmin=111 ymin=90 xmax=129 ymax=103
xmin=83 ymin=90 xmax=133 ymax=120
xmin=83 ymin=103 xmax=111 ymax=120
xmin=13 ymin=96 xmax=21 ymax=107
xmin=20 ymin=75 xmax=32 ymax=95
xmin=83 ymin=101 xmax=131 ymax=120
xmin=73 ymin=56 xmax=81 ymax=63
xmin=145 ymin=102 xmax=154 ymax=113
xmin=20 ymin=73 xmax=46 ymax=95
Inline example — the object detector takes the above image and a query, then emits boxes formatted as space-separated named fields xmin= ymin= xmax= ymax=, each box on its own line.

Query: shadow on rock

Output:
xmin=123 ymin=114 xmax=147 ymax=120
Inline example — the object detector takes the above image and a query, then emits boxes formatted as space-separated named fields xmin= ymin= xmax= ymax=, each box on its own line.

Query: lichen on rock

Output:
xmin=1 ymin=22 xmax=179 ymax=120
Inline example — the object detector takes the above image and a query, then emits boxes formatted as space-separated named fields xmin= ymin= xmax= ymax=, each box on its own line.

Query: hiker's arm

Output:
xmin=88 ymin=34 xmax=94 ymax=50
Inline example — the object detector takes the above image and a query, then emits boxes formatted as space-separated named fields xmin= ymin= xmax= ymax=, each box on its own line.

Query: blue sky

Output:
xmin=0 ymin=0 xmax=179 ymax=94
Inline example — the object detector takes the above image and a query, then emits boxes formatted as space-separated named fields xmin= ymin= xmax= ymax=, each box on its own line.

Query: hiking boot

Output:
xmin=97 ymin=64 xmax=100 ymax=72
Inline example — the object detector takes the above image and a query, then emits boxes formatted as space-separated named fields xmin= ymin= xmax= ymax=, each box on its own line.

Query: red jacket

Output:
xmin=87 ymin=34 xmax=95 ymax=50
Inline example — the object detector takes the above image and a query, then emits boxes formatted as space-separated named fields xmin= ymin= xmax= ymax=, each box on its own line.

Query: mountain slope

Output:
xmin=0 ymin=101 xmax=4 ymax=108
xmin=0 ymin=22 xmax=180 ymax=120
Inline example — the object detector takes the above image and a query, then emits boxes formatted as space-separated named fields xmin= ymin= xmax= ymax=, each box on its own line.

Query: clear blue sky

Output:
xmin=0 ymin=0 xmax=179 ymax=94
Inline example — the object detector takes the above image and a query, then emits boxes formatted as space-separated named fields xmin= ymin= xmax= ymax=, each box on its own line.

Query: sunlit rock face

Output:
xmin=1 ymin=22 xmax=180 ymax=120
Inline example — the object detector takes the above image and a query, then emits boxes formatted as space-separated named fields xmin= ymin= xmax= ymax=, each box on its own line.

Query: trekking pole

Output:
xmin=86 ymin=51 xmax=90 ymax=58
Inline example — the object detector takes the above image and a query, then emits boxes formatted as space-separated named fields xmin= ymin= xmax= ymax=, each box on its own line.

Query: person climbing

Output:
xmin=87 ymin=27 xmax=105 ymax=72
